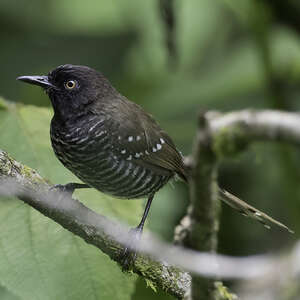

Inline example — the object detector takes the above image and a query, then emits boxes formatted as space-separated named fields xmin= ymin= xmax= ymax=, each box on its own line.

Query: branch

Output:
xmin=187 ymin=113 xmax=220 ymax=300
xmin=2 ymin=149 xmax=300 ymax=299
xmin=208 ymin=109 xmax=300 ymax=157
xmin=0 ymin=149 xmax=190 ymax=299
xmin=175 ymin=114 xmax=235 ymax=300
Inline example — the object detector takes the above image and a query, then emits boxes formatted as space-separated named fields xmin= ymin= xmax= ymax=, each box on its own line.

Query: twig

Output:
xmin=208 ymin=109 xmax=300 ymax=156
xmin=188 ymin=113 xmax=220 ymax=300
xmin=176 ymin=113 xmax=229 ymax=300
xmin=0 ymin=149 xmax=190 ymax=299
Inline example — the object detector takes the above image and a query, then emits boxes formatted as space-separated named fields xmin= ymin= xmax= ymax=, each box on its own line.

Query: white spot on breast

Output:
xmin=126 ymin=155 xmax=132 ymax=160
xmin=121 ymin=149 xmax=126 ymax=154
xmin=156 ymin=143 xmax=162 ymax=150
xmin=136 ymin=135 xmax=141 ymax=141
xmin=128 ymin=136 xmax=133 ymax=142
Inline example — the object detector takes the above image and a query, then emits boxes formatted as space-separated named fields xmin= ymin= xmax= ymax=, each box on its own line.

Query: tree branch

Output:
xmin=175 ymin=113 xmax=235 ymax=300
xmin=187 ymin=113 xmax=220 ymax=300
xmin=208 ymin=109 xmax=300 ymax=158
xmin=0 ymin=149 xmax=190 ymax=299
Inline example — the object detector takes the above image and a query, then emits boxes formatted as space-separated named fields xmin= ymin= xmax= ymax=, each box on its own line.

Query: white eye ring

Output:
xmin=64 ymin=80 xmax=77 ymax=90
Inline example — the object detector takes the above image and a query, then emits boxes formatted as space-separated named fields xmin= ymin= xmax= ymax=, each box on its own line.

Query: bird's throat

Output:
xmin=50 ymin=94 xmax=89 ymax=124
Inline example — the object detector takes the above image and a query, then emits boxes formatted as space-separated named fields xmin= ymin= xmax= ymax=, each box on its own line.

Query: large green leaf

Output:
xmin=0 ymin=99 xmax=142 ymax=300
xmin=0 ymin=285 xmax=19 ymax=300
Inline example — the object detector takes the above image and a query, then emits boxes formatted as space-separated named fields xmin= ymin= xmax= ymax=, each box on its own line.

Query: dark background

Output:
xmin=1 ymin=0 xmax=300 ymax=299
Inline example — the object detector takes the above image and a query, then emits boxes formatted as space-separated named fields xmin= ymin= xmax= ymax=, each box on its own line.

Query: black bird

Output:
xmin=17 ymin=64 xmax=293 ymax=262
xmin=17 ymin=64 xmax=188 ymax=264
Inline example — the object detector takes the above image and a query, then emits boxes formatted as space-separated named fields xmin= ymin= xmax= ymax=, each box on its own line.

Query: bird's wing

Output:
xmin=108 ymin=98 xmax=187 ymax=180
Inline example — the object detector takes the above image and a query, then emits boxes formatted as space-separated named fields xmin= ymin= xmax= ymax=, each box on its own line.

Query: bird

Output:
xmin=17 ymin=64 xmax=293 ymax=265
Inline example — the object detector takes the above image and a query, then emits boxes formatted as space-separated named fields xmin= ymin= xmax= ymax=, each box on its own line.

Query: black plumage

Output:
xmin=45 ymin=65 xmax=187 ymax=197
xmin=17 ymin=64 xmax=187 ymax=263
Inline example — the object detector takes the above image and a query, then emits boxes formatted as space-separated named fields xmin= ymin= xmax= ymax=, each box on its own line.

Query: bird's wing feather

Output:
xmin=107 ymin=98 xmax=187 ymax=180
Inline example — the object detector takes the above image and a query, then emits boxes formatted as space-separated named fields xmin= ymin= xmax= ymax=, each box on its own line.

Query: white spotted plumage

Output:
xmin=160 ymin=138 xmax=165 ymax=144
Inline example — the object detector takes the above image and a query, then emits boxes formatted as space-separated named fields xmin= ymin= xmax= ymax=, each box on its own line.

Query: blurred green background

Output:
xmin=1 ymin=0 xmax=300 ymax=299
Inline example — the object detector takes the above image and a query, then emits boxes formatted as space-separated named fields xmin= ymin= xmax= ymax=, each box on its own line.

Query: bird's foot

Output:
xmin=120 ymin=226 xmax=143 ymax=271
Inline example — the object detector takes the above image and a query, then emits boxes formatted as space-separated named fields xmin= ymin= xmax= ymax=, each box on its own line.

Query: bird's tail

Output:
xmin=218 ymin=188 xmax=294 ymax=233
xmin=181 ymin=160 xmax=293 ymax=233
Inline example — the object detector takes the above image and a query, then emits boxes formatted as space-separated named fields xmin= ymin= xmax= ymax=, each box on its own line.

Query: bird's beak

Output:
xmin=17 ymin=75 xmax=55 ymax=89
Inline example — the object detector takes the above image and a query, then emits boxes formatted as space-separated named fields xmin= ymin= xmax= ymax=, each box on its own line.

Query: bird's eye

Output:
xmin=64 ymin=80 xmax=77 ymax=90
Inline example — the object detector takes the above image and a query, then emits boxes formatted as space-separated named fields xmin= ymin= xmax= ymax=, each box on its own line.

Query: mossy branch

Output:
xmin=188 ymin=113 xmax=220 ymax=299
xmin=0 ymin=149 xmax=190 ymax=299
xmin=175 ymin=113 xmax=236 ymax=300
xmin=208 ymin=109 xmax=300 ymax=158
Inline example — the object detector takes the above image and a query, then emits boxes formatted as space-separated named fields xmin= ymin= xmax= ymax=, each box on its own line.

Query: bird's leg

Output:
xmin=51 ymin=183 xmax=91 ymax=196
xmin=121 ymin=193 xmax=155 ymax=270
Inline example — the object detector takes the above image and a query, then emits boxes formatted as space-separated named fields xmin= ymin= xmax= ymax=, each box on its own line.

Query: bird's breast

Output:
xmin=50 ymin=115 xmax=112 ymax=172
xmin=50 ymin=116 xmax=170 ymax=198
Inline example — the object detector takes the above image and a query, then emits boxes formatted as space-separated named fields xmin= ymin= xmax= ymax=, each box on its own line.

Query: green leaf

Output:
xmin=0 ymin=285 xmax=20 ymax=300
xmin=0 ymin=100 xmax=142 ymax=300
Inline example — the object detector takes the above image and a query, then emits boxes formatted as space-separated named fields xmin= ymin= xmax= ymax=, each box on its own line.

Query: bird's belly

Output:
xmin=51 ymin=134 xmax=170 ymax=198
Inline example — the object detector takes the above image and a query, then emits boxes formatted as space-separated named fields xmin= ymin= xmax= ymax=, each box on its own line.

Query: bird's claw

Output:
xmin=120 ymin=227 xmax=143 ymax=271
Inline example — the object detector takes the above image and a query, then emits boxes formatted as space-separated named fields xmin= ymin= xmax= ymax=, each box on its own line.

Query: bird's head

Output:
xmin=17 ymin=64 xmax=117 ymax=121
